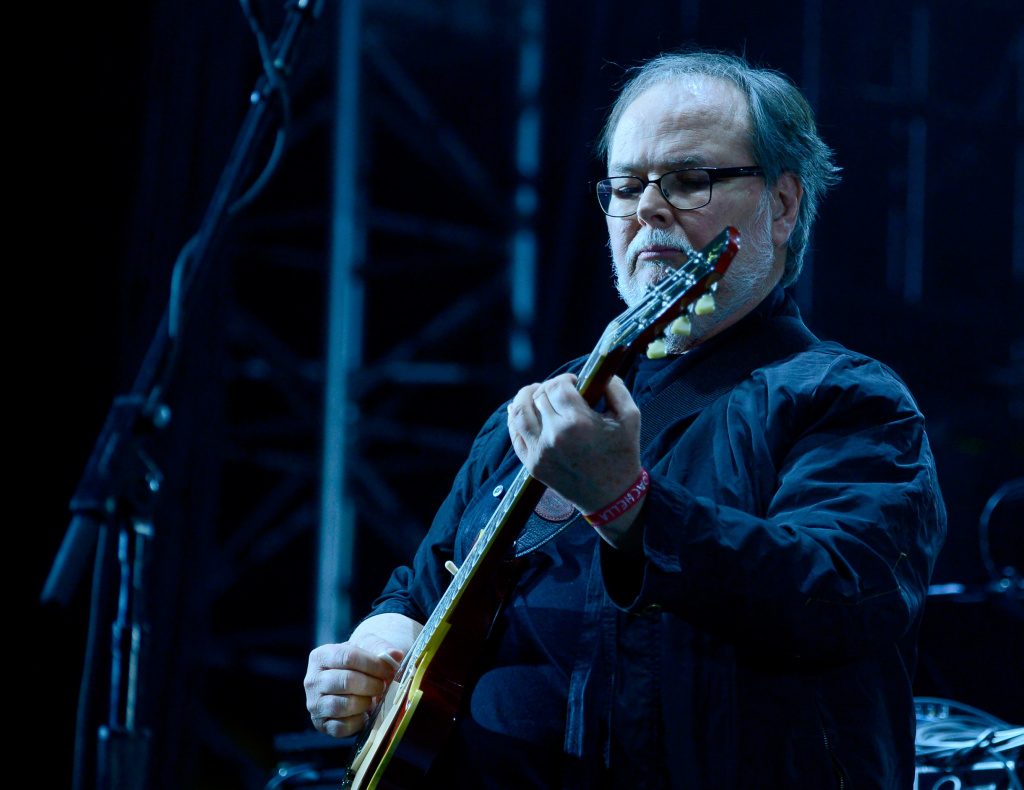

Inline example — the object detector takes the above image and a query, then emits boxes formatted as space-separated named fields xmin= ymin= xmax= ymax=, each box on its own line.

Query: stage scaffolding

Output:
xmin=318 ymin=0 xmax=546 ymax=642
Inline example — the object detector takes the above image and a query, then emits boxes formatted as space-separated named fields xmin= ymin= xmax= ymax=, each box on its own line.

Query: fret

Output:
xmin=343 ymin=226 xmax=739 ymax=790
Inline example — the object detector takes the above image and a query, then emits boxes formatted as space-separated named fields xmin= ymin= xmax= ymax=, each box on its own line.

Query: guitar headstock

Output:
xmin=574 ymin=226 xmax=739 ymax=400
xmin=607 ymin=225 xmax=739 ymax=348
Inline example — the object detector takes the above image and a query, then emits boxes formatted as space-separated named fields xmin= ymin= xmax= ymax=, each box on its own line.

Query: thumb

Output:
xmin=377 ymin=647 xmax=405 ymax=672
xmin=357 ymin=635 xmax=405 ymax=676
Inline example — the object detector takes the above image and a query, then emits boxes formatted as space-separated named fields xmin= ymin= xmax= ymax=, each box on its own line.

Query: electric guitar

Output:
xmin=341 ymin=226 xmax=740 ymax=789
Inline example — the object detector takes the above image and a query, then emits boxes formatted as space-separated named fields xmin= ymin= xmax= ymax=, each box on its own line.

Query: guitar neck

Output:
xmin=402 ymin=306 xmax=633 ymax=667
xmin=342 ymin=228 xmax=738 ymax=790
xmin=401 ymin=228 xmax=737 ymax=671
xmin=401 ymin=463 xmax=539 ymax=672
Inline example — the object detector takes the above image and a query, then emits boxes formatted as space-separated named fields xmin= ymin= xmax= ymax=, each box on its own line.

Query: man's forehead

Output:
xmin=608 ymin=75 xmax=751 ymax=164
xmin=655 ymin=73 xmax=744 ymax=106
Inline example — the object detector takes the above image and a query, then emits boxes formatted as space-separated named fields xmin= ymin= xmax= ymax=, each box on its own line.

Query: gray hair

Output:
xmin=597 ymin=51 xmax=840 ymax=285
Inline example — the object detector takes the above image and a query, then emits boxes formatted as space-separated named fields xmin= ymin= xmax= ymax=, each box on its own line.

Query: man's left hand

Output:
xmin=507 ymin=373 xmax=644 ymax=540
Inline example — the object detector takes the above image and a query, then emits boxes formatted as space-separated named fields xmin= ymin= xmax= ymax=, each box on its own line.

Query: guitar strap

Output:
xmin=513 ymin=313 xmax=818 ymax=557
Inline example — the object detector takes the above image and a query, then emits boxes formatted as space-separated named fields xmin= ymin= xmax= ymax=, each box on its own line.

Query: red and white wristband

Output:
xmin=583 ymin=468 xmax=650 ymax=527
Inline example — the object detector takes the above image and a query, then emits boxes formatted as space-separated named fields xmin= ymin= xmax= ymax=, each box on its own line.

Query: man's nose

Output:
xmin=635 ymin=182 xmax=674 ymax=226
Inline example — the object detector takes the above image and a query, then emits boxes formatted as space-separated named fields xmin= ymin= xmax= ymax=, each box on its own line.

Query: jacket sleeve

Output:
xmin=366 ymin=405 xmax=513 ymax=626
xmin=366 ymin=357 xmax=587 ymax=626
xmin=602 ymin=349 xmax=946 ymax=663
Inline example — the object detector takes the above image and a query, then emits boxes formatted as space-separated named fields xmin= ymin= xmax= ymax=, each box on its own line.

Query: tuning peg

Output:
xmin=695 ymin=292 xmax=716 ymax=315
xmin=646 ymin=338 xmax=667 ymax=359
xmin=669 ymin=315 xmax=691 ymax=337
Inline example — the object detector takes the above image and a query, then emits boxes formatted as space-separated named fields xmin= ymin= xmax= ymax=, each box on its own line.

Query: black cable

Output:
xmin=154 ymin=0 xmax=297 ymax=412
xmin=916 ymin=697 xmax=1024 ymax=790
xmin=978 ymin=478 xmax=1023 ymax=588
xmin=231 ymin=0 xmax=293 ymax=215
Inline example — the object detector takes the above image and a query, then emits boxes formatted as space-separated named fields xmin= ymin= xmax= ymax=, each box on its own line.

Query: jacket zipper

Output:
xmin=820 ymin=722 xmax=845 ymax=790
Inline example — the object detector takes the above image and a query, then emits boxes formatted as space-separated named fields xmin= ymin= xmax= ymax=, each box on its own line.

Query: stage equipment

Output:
xmin=916 ymin=697 xmax=1023 ymax=790
xmin=41 ymin=2 xmax=326 ymax=787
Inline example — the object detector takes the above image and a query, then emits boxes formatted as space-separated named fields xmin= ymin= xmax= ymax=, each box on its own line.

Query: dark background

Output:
xmin=29 ymin=0 xmax=1022 ymax=788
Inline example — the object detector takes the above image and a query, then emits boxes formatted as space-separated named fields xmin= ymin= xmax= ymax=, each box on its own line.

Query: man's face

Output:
xmin=605 ymin=76 xmax=794 ymax=345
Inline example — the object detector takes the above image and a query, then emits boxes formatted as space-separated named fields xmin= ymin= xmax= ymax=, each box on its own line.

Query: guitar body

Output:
xmin=344 ymin=498 xmax=537 ymax=790
xmin=341 ymin=227 xmax=740 ymax=790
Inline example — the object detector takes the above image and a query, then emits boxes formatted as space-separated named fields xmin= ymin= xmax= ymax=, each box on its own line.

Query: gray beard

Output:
xmin=612 ymin=199 xmax=776 ymax=353
xmin=614 ymin=227 xmax=695 ymax=309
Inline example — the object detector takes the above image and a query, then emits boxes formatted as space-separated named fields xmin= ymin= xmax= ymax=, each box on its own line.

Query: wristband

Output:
xmin=583 ymin=468 xmax=650 ymax=527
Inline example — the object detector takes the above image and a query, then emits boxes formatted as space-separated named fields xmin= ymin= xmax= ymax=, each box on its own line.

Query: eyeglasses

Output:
xmin=592 ymin=166 xmax=764 ymax=217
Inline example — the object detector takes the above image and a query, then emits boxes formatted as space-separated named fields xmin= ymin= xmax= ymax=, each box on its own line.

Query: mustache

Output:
xmin=625 ymin=228 xmax=696 ymax=270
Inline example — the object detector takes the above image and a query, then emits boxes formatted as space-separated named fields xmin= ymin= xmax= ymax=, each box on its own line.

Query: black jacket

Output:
xmin=371 ymin=288 xmax=946 ymax=788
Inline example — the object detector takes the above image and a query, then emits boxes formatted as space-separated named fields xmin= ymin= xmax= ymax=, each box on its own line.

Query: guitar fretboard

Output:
xmin=396 ymin=234 xmax=730 ymax=676
xmin=345 ymin=228 xmax=738 ymax=790
xmin=403 ymin=462 xmax=534 ymax=671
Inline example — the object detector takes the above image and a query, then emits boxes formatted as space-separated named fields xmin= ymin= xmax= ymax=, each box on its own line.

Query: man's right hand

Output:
xmin=304 ymin=636 xmax=404 ymax=737
xmin=304 ymin=613 xmax=422 ymax=737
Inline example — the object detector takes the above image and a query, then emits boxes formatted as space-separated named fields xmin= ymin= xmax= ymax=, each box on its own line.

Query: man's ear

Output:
xmin=771 ymin=172 xmax=803 ymax=248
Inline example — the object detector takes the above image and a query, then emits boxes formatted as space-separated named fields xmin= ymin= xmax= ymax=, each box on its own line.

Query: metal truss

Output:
xmin=319 ymin=0 xmax=546 ymax=643
xmin=119 ymin=2 xmax=545 ymax=784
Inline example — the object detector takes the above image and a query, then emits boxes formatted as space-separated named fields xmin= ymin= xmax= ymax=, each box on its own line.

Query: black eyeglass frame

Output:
xmin=591 ymin=166 xmax=765 ymax=217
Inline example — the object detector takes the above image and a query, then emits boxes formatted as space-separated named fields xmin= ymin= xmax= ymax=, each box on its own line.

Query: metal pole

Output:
xmin=903 ymin=4 xmax=929 ymax=305
xmin=318 ymin=0 xmax=365 ymax=645
xmin=1013 ymin=30 xmax=1023 ymax=283
xmin=509 ymin=0 xmax=544 ymax=373
xmin=795 ymin=0 xmax=822 ymax=319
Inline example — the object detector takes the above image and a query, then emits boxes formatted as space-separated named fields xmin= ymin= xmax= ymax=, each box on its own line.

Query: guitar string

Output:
xmin=351 ymin=235 xmax=733 ymax=781
xmin=382 ymin=239 xmax=721 ymax=685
